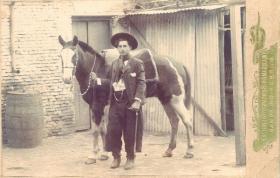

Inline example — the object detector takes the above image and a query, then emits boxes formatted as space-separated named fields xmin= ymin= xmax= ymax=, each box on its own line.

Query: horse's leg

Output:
xmin=170 ymin=95 xmax=194 ymax=159
xmin=85 ymin=121 xmax=100 ymax=164
xmin=162 ymin=103 xmax=180 ymax=157
xmin=98 ymin=105 xmax=109 ymax=161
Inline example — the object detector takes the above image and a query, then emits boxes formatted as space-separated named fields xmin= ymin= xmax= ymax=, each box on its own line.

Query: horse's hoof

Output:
xmin=99 ymin=155 xmax=109 ymax=161
xmin=184 ymin=153 xmax=194 ymax=159
xmin=162 ymin=151 xmax=173 ymax=157
xmin=85 ymin=158 xmax=97 ymax=164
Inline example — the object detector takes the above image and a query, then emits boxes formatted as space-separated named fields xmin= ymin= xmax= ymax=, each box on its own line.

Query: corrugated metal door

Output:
xmin=72 ymin=19 xmax=111 ymax=131
xmin=194 ymin=12 xmax=221 ymax=135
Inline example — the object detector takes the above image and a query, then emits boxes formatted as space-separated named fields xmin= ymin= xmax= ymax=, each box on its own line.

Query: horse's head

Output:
xmin=58 ymin=35 xmax=111 ymax=126
xmin=58 ymin=35 xmax=108 ymax=85
xmin=58 ymin=35 xmax=79 ymax=84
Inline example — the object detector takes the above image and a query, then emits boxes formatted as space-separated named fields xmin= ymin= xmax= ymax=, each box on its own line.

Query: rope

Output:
xmin=60 ymin=48 xmax=97 ymax=96
xmin=78 ymin=54 xmax=96 ymax=96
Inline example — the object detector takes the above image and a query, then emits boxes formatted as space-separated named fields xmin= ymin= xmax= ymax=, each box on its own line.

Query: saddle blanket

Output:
xmin=101 ymin=48 xmax=159 ymax=81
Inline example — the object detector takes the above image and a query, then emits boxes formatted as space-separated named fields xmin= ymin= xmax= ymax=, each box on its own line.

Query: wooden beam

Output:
xmin=230 ymin=5 xmax=246 ymax=166
xmin=191 ymin=98 xmax=227 ymax=137
xmin=218 ymin=11 xmax=227 ymax=132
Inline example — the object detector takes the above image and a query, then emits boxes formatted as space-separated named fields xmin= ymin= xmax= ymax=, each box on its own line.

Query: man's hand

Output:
xmin=128 ymin=100 xmax=141 ymax=112
xmin=90 ymin=72 xmax=97 ymax=81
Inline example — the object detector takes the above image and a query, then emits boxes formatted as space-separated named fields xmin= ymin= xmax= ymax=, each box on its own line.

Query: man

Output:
xmin=96 ymin=32 xmax=146 ymax=170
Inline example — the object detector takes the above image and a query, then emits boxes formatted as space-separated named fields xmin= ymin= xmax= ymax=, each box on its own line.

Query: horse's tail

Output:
xmin=183 ymin=65 xmax=191 ymax=109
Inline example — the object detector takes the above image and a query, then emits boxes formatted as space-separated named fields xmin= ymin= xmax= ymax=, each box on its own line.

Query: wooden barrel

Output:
xmin=5 ymin=91 xmax=44 ymax=148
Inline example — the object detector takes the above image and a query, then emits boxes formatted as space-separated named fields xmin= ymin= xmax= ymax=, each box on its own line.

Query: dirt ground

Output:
xmin=2 ymin=130 xmax=245 ymax=177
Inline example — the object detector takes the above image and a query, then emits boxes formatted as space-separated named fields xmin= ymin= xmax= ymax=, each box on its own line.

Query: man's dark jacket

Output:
xmin=104 ymin=56 xmax=146 ymax=152
xmin=109 ymin=57 xmax=146 ymax=105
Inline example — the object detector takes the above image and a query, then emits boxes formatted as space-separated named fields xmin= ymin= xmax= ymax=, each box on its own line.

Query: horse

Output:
xmin=58 ymin=35 xmax=194 ymax=164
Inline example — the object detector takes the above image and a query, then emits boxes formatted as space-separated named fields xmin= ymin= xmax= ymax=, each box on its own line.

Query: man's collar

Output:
xmin=120 ymin=54 xmax=131 ymax=61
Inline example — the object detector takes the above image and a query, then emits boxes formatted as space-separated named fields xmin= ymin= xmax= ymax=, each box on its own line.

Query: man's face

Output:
xmin=117 ymin=40 xmax=131 ymax=56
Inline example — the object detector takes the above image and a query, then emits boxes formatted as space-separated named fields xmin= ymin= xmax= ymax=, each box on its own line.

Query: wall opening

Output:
xmin=71 ymin=16 xmax=112 ymax=131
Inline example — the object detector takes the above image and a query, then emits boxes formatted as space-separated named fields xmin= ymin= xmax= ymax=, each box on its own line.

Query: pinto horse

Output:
xmin=58 ymin=35 xmax=194 ymax=163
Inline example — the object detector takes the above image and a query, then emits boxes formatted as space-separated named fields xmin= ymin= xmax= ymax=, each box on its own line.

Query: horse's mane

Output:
xmin=78 ymin=41 xmax=103 ymax=58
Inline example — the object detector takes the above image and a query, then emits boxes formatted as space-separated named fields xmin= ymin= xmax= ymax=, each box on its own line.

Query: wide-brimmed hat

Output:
xmin=111 ymin=32 xmax=138 ymax=50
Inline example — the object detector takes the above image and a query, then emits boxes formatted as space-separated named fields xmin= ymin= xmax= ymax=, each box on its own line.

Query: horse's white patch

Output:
xmin=60 ymin=48 xmax=75 ymax=82
xmin=88 ymin=105 xmax=109 ymax=160
xmin=166 ymin=58 xmax=193 ymax=148
xmin=166 ymin=58 xmax=189 ymax=119
xmin=147 ymin=49 xmax=159 ymax=80
xmin=90 ymin=122 xmax=102 ymax=160
xmin=166 ymin=58 xmax=185 ymax=101
xmin=61 ymin=48 xmax=75 ymax=67
xmin=170 ymin=94 xmax=194 ymax=149
xmin=170 ymin=95 xmax=192 ymax=121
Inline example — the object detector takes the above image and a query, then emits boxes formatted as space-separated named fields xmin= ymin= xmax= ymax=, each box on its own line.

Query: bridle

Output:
xmin=60 ymin=47 xmax=97 ymax=96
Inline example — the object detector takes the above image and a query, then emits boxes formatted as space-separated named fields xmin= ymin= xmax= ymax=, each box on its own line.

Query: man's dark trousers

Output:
xmin=107 ymin=92 xmax=141 ymax=160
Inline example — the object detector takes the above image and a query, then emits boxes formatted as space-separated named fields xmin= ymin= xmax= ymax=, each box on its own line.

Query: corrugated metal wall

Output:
xmin=194 ymin=12 xmax=221 ymax=135
xmin=129 ymin=10 xmax=221 ymax=135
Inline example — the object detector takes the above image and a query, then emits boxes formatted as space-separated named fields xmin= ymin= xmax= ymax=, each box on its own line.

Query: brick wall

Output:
xmin=1 ymin=0 xmax=129 ymax=141
xmin=1 ymin=0 xmax=75 ymax=139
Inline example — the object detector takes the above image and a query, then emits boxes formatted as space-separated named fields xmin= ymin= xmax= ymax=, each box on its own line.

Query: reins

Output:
xmin=79 ymin=54 xmax=96 ymax=96
xmin=60 ymin=47 xmax=97 ymax=96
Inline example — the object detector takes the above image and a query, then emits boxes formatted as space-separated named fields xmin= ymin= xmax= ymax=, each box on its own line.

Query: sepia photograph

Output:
xmin=0 ymin=0 xmax=278 ymax=177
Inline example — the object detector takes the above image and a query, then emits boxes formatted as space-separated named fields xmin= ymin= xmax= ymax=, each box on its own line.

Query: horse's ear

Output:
xmin=58 ymin=35 xmax=66 ymax=46
xmin=73 ymin=35 xmax=78 ymax=46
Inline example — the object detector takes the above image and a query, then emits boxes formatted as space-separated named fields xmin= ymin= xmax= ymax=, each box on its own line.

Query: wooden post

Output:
xmin=230 ymin=5 xmax=246 ymax=166
xmin=191 ymin=98 xmax=227 ymax=137
xmin=218 ymin=11 xmax=227 ymax=132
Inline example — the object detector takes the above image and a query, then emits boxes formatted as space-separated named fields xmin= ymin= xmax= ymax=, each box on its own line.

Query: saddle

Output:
xmin=101 ymin=48 xmax=159 ymax=82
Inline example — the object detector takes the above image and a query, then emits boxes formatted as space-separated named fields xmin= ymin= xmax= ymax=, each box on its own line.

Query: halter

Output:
xmin=60 ymin=47 xmax=97 ymax=96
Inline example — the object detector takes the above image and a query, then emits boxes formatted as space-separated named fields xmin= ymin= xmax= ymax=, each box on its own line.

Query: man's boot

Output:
xmin=124 ymin=159 xmax=134 ymax=170
xmin=110 ymin=158 xmax=121 ymax=169
xmin=110 ymin=152 xmax=121 ymax=169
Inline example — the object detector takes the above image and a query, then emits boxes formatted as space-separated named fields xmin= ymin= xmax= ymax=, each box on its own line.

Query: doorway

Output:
xmin=72 ymin=17 xmax=111 ymax=131
xmin=220 ymin=7 xmax=245 ymax=132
